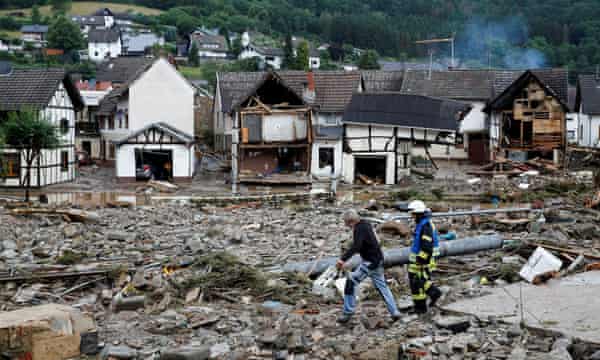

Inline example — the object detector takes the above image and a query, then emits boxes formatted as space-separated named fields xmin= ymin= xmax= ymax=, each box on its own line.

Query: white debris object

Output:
xmin=519 ymin=247 xmax=563 ymax=283
xmin=467 ymin=178 xmax=481 ymax=185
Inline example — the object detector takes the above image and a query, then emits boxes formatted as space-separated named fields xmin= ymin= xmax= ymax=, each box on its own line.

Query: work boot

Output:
xmin=337 ymin=313 xmax=353 ymax=324
xmin=428 ymin=287 xmax=442 ymax=308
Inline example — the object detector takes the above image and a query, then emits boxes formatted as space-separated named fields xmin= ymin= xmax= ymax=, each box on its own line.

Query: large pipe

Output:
xmin=365 ymin=207 xmax=536 ymax=224
xmin=279 ymin=234 xmax=504 ymax=275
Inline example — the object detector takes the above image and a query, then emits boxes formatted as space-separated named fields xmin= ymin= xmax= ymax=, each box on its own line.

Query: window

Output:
xmin=94 ymin=51 xmax=99 ymax=57
xmin=108 ymin=116 xmax=114 ymax=130
xmin=124 ymin=114 xmax=129 ymax=129
xmin=319 ymin=148 xmax=334 ymax=173
xmin=60 ymin=118 xmax=69 ymax=134
xmin=568 ymin=130 xmax=575 ymax=140
xmin=324 ymin=115 xmax=338 ymax=125
xmin=0 ymin=153 xmax=20 ymax=178
xmin=60 ymin=151 xmax=68 ymax=172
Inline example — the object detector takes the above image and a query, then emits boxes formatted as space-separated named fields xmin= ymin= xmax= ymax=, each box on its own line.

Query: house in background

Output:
xmin=485 ymin=69 xmax=569 ymax=162
xmin=189 ymin=29 xmax=229 ymax=60
xmin=20 ymin=25 xmax=48 ymax=47
xmin=72 ymin=16 xmax=109 ymax=35
xmin=96 ymin=58 xmax=196 ymax=182
xmin=88 ymin=28 xmax=122 ymax=62
xmin=342 ymin=93 xmax=471 ymax=184
xmin=75 ymin=80 xmax=112 ymax=160
xmin=239 ymin=32 xmax=284 ymax=69
xmin=96 ymin=57 xmax=154 ymax=87
xmin=122 ymin=32 xmax=164 ymax=56
xmin=0 ymin=67 xmax=83 ymax=187
xmin=575 ymin=74 xmax=600 ymax=148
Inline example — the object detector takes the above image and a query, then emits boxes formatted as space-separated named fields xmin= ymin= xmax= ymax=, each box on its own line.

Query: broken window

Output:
xmin=318 ymin=148 xmax=334 ymax=173
xmin=0 ymin=153 xmax=20 ymax=178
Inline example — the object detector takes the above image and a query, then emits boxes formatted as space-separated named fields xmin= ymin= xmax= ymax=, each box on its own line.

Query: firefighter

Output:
xmin=407 ymin=200 xmax=442 ymax=314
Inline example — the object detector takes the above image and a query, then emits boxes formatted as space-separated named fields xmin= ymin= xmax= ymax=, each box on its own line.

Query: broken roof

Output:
xmin=576 ymin=74 xmax=600 ymax=115
xmin=343 ymin=93 xmax=471 ymax=132
xmin=114 ymin=122 xmax=195 ymax=146
xmin=218 ymin=70 xmax=361 ymax=113
xmin=361 ymin=71 xmax=404 ymax=92
xmin=485 ymin=70 xmax=570 ymax=112
xmin=88 ymin=28 xmax=121 ymax=43
xmin=0 ymin=68 xmax=83 ymax=111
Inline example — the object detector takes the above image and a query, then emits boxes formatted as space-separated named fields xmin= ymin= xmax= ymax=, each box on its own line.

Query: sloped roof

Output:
xmin=114 ymin=122 xmax=195 ymax=146
xmin=576 ymin=74 xmax=600 ymax=115
xmin=218 ymin=70 xmax=361 ymax=113
xmin=485 ymin=70 xmax=570 ymax=112
xmin=0 ymin=68 xmax=83 ymax=111
xmin=343 ymin=93 xmax=471 ymax=132
xmin=492 ymin=68 xmax=569 ymax=104
xmin=401 ymin=70 xmax=494 ymax=100
xmin=361 ymin=71 xmax=404 ymax=92
xmin=71 ymin=16 xmax=106 ymax=26
xmin=97 ymin=58 xmax=157 ymax=115
xmin=88 ymin=28 xmax=120 ymax=43
xmin=96 ymin=57 xmax=154 ymax=83
xmin=190 ymin=31 xmax=228 ymax=53
xmin=20 ymin=25 xmax=48 ymax=33
xmin=123 ymin=33 xmax=163 ymax=53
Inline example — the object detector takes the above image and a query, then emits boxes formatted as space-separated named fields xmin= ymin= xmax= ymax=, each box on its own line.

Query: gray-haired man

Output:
xmin=336 ymin=209 xmax=401 ymax=324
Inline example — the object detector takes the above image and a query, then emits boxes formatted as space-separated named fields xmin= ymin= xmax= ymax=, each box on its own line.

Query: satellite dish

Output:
xmin=241 ymin=31 xmax=250 ymax=48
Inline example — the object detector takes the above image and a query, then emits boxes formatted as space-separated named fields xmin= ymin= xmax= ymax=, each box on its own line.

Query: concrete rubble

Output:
xmin=0 ymin=169 xmax=600 ymax=359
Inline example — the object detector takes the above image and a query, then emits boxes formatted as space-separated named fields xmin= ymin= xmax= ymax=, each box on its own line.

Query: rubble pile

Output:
xmin=1 ymin=176 xmax=600 ymax=359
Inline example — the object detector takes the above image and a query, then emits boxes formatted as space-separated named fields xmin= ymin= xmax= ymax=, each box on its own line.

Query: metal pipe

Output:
xmin=279 ymin=234 xmax=504 ymax=275
xmin=365 ymin=207 xmax=536 ymax=224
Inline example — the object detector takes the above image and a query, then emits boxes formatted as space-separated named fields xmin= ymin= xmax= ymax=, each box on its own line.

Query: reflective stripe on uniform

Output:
xmin=422 ymin=235 xmax=432 ymax=241
xmin=418 ymin=251 xmax=429 ymax=260
xmin=412 ymin=291 xmax=427 ymax=300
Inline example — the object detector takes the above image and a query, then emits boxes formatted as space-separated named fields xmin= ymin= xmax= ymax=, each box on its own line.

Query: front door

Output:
xmin=82 ymin=141 xmax=92 ymax=156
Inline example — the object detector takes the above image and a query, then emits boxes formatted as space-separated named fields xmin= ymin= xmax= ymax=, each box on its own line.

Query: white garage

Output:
xmin=114 ymin=122 xmax=196 ymax=182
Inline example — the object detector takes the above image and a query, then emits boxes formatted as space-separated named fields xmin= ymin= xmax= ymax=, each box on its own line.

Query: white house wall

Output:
xmin=129 ymin=58 xmax=195 ymax=135
xmin=261 ymin=113 xmax=307 ymax=142
xmin=89 ymin=39 xmax=122 ymax=62
xmin=578 ymin=113 xmax=600 ymax=148
xmin=116 ymin=144 xmax=193 ymax=178
xmin=342 ymin=152 xmax=395 ymax=185
xmin=566 ymin=112 xmax=579 ymax=144
xmin=460 ymin=102 xmax=486 ymax=133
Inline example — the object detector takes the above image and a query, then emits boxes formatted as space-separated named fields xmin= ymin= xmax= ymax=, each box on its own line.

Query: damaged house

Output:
xmin=215 ymin=70 xmax=362 ymax=180
xmin=485 ymin=70 xmax=569 ymax=162
xmin=231 ymin=72 xmax=313 ymax=184
xmin=342 ymin=93 xmax=471 ymax=185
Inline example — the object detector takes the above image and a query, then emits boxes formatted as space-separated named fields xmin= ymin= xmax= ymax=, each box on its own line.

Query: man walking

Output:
xmin=407 ymin=200 xmax=442 ymax=314
xmin=336 ymin=209 xmax=401 ymax=324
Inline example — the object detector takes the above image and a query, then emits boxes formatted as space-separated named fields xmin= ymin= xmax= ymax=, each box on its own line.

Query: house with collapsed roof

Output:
xmin=399 ymin=68 xmax=569 ymax=163
xmin=214 ymin=70 xmax=362 ymax=182
xmin=0 ymin=66 xmax=83 ymax=187
xmin=96 ymin=58 xmax=196 ymax=182
xmin=485 ymin=69 xmax=569 ymax=162
xmin=342 ymin=93 xmax=471 ymax=184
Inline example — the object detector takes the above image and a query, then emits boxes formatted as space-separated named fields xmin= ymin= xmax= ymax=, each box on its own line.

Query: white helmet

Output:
xmin=407 ymin=200 xmax=427 ymax=214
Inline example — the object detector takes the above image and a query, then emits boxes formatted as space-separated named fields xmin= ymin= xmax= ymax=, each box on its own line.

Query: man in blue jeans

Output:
xmin=336 ymin=209 xmax=401 ymax=324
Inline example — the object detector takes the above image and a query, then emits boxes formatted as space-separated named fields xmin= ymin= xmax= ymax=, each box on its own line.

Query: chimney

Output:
xmin=303 ymin=70 xmax=315 ymax=103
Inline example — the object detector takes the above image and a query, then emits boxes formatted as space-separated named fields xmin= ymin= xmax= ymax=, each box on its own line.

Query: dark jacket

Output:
xmin=341 ymin=220 xmax=384 ymax=266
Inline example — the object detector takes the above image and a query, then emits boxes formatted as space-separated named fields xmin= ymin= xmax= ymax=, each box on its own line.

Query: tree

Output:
xmin=176 ymin=15 xmax=196 ymax=37
xmin=283 ymin=33 xmax=295 ymax=69
xmin=188 ymin=41 xmax=200 ymax=66
xmin=231 ymin=37 xmax=242 ymax=58
xmin=31 ymin=4 xmax=42 ymax=25
xmin=0 ymin=111 xmax=60 ymax=202
xmin=295 ymin=41 xmax=310 ymax=70
xmin=50 ymin=0 xmax=71 ymax=14
xmin=47 ymin=15 xmax=84 ymax=52
xmin=358 ymin=49 xmax=380 ymax=70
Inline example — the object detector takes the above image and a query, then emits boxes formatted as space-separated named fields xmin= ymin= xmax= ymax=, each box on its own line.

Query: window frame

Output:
xmin=0 ymin=152 xmax=21 ymax=179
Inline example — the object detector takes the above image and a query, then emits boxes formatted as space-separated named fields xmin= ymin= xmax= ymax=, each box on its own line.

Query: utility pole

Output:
xmin=415 ymin=36 xmax=455 ymax=68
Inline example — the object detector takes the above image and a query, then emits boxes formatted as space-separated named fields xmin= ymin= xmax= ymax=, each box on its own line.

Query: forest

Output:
xmin=2 ymin=0 xmax=600 ymax=71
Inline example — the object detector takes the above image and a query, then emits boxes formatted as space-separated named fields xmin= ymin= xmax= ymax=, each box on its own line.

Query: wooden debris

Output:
xmin=585 ymin=263 xmax=600 ymax=272
xmin=9 ymin=208 xmax=100 ymax=223
xmin=357 ymin=174 xmax=374 ymax=185
xmin=527 ymin=242 xmax=600 ymax=261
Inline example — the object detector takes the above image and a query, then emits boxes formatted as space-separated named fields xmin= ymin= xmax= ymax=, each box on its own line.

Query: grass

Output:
xmin=0 ymin=31 xmax=21 ymax=40
xmin=0 ymin=2 xmax=162 ymax=17
xmin=178 ymin=66 xmax=204 ymax=80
